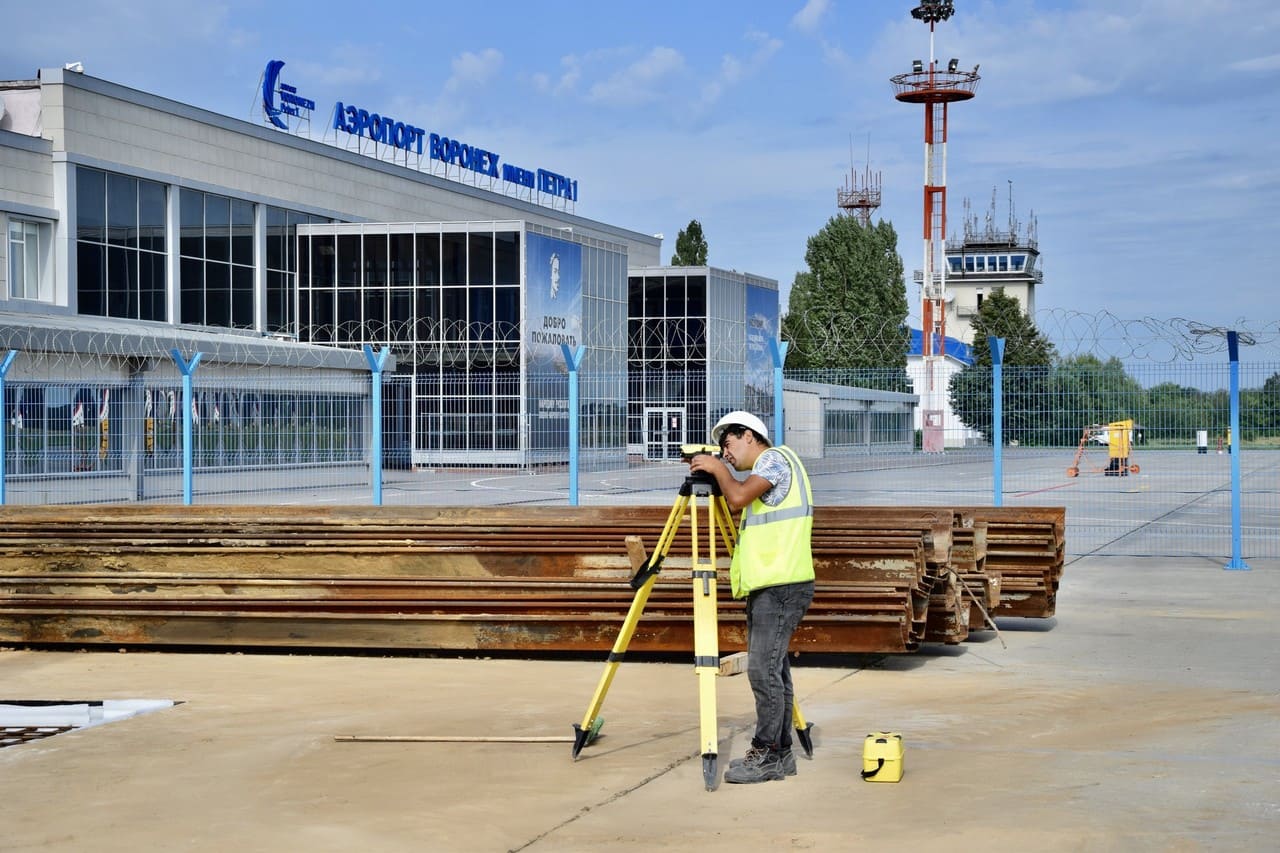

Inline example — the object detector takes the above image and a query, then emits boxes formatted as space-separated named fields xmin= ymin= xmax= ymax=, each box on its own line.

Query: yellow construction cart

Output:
xmin=1067 ymin=419 xmax=1140 ymax=477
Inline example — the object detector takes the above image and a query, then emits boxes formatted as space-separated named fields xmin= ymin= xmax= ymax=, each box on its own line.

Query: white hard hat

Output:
xmin=711 ymin=411 xmax=769 ymax=446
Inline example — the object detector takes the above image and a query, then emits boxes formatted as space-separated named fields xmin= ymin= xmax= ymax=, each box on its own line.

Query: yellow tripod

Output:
xmin=571 ymin=467 xmax=815 ymax=790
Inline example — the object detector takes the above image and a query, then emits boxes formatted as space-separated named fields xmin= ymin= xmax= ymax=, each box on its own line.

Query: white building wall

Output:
xmin=783 ymin=388 xmax=824 ymax=456
xmin=0 ymin=135 xmax=54 ymax=209
xmin=905 ymin=354 xmax=980 ymax=448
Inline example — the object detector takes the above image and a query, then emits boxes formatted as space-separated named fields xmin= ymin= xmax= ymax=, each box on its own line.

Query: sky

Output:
xmin=4 ymin=0 xmax=1279 ymax=356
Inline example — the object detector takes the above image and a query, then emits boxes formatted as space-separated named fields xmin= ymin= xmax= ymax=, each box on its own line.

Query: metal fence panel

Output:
xmin=3 ymin=351 xmax=1277 ymax=559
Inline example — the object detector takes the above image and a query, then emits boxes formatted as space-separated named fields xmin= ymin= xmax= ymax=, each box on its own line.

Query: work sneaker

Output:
xmin=724 ymin=747 xmax=787 ymax=784
xmin=728 ymin=746 xmax=797 ymax=776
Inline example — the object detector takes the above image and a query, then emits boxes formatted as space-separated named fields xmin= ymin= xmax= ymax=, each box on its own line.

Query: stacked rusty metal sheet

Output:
xmin=967 ymin=507 xmax=1067 ymax=618
xmin=0 ymin=503 xmax=1064 ymax=656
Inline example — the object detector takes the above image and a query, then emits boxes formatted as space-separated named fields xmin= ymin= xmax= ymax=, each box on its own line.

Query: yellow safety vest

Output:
xmin=730 ymin=445 xmax=815 ymax=599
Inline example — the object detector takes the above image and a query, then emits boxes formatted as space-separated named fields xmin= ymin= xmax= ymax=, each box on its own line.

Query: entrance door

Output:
xmin=644 ymin=408 xmax=685 ymax=461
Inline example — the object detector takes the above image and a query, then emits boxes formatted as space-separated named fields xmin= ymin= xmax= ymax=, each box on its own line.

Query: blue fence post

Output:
xmin=1225 ymin=331 xmax=1250 ymax=571
xmin=0 ymin=350 xmax=17 ymax=505
xmin=561 ymin=344 xmax=585 ymax=506
xmin=989 ymin=336 xmax=1005 ymax=507
xmin=770 ymin=339 xmax=788 ymax=441
xmin=363 ymin=344 xmax=390 ymax=506
xmin=170 ymin=349 xmax=203 ymax=506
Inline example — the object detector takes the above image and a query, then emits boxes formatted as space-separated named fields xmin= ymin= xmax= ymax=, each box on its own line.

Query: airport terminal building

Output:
xmin=0 ymin=62 xmax=780 ymax=472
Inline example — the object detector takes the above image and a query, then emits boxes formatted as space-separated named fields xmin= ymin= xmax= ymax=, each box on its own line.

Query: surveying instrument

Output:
xmin=570 ymin=445 xmax=815 ymax=790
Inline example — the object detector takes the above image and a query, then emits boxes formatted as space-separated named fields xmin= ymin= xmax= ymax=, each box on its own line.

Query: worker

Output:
xmin=687 ymin=410 xmax=815 ymax=784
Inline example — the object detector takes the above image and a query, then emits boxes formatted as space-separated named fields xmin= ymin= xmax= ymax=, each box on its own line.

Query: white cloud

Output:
xmin=699 ymin=30 xmax=782 ymax=107
xmin=389 ymin=48 xmax=503 ymax=128
xmin=1228 ymin=53 xmax=1280 ymax=72
xmin=900 ymin=1 xmax=1280 ymax=110
xmin=293 ymin=57 xmax=383 ymax=89
xmin=444 ymin=48 xmax=503 ymax=92
xmin=555 ymin=55 xmax=582 ymax=95
xmin=791 ymin=0 xmax=831 ymax=34
xmin=587 ymin=46 xmax=685 ymax=104
xmin=527 ymin=56 xmax=582 ymax=96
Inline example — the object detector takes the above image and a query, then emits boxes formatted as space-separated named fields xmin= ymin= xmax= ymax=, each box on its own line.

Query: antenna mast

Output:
xmin=837 ymin=134 xmax=882 ymax=226
xmin=891 ymin=0 xmax=979 ymax=452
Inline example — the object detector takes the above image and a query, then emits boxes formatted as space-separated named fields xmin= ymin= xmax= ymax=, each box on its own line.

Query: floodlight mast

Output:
xmin=892 ymin=1 xmax=977 ymax=453
xmin=911 ymin=1 xmax=955 ymax=67
xmin=911 ymin=1 xmax=955 ymax=24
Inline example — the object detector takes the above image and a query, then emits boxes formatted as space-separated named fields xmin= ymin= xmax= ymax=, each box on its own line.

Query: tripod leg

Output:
xmin=713 ymin=494 xmax=738 ymax=553
xmin=572 ymin=496 xmax=689 ymax=759
xmin=690 ymin=495 xmax=722 ymax=790
xmin=572 ymin=555 xmax=659 ymax=759
xmin=792 ymin=699 xmax=815 ymax=758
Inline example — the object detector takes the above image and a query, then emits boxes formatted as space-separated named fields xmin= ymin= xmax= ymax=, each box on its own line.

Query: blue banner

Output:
xmin=745 ymin=283 xmax=778 ymax=418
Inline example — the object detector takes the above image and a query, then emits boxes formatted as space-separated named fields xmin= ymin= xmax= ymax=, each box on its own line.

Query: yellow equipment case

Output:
xmin=861 ymin=732 xmax=904 ymax=782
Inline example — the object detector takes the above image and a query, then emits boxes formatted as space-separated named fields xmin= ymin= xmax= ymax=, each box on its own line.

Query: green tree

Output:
xmin=948 ymin=289 xmax=1057 ymax=444
xmin=780 ymin=215 xmax=908 ymax=375
xmin=1048 ymin=355 xmax=1145 ymax=446
xmin=963 ymin=290 xmax=1056 ymax=368
xmin=1145 ymin=381 xmax=1219 ymax=444
xmin=670 ymin=219 xmax=708 ymax=265
xmin=1241 ymin=371 xmax=1280 ymax=440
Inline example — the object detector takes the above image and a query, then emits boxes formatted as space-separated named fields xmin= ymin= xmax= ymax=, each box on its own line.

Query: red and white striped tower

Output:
xmin=891 ymin=1 xmax=978 ymax=452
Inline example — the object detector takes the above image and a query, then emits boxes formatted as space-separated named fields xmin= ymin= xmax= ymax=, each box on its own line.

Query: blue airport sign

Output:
xmin=260 ymin=59 xmax=577 ymax=202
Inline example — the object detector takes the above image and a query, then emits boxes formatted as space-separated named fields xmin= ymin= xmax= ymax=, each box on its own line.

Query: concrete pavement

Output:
xmin=2 ymin=555 xmax=1277 ymax=852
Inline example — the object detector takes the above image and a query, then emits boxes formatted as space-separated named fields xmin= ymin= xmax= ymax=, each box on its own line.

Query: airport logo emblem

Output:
xmin=261 ymin=59 xmax=315 ymax=131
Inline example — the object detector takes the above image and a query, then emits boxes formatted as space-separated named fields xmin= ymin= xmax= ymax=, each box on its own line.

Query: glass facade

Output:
xmin=60 ymin=169 xmax=766 ymax=472
xmin=626 ymin=267 xmax=775 ymax=459
xmin=569 ymin=226 xmax=628 ymax=460
xmin=265 ymin=206 xmax=328 ymax=335
xmin=72 ymin=166 xmax=324 ymax=333
xmin=297 ymin=221 xmax=627 ymax=467
xmin=179 ymin=188 xmax=255 ymax=328
xmin=949 ymin=253 xmax=1029 ymax=273
xmin=627 ymin=271 xmax=707 ymax=459
xmin=75 ymin=167 xmax=167 ymax=321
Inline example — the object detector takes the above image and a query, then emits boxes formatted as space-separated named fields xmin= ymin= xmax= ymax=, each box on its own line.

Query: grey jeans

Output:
xmin=744 ymin=580 xmax=815 ymax=751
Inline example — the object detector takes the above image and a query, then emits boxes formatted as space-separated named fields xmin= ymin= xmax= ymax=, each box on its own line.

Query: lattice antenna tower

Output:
xmin=960 ymin=180 xmax=1038 ymax=248
xmin=837 ymin=136 xmax=882 ymax=226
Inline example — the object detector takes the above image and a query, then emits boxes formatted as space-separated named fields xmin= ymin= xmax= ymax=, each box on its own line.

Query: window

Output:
xmin=75 ymin=166 xmax=166 ymax=320
xmin=179 ymin=188 xmax=254 ymax=329
xmin=266 ymin=205 xmax=329 ymax=335
xmin=8 ymin=218 xmax=53 ymax=301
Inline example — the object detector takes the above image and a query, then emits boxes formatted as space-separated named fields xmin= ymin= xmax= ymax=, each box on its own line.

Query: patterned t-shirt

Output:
xmin=751 ymin=448 xmax=793 ymax=508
